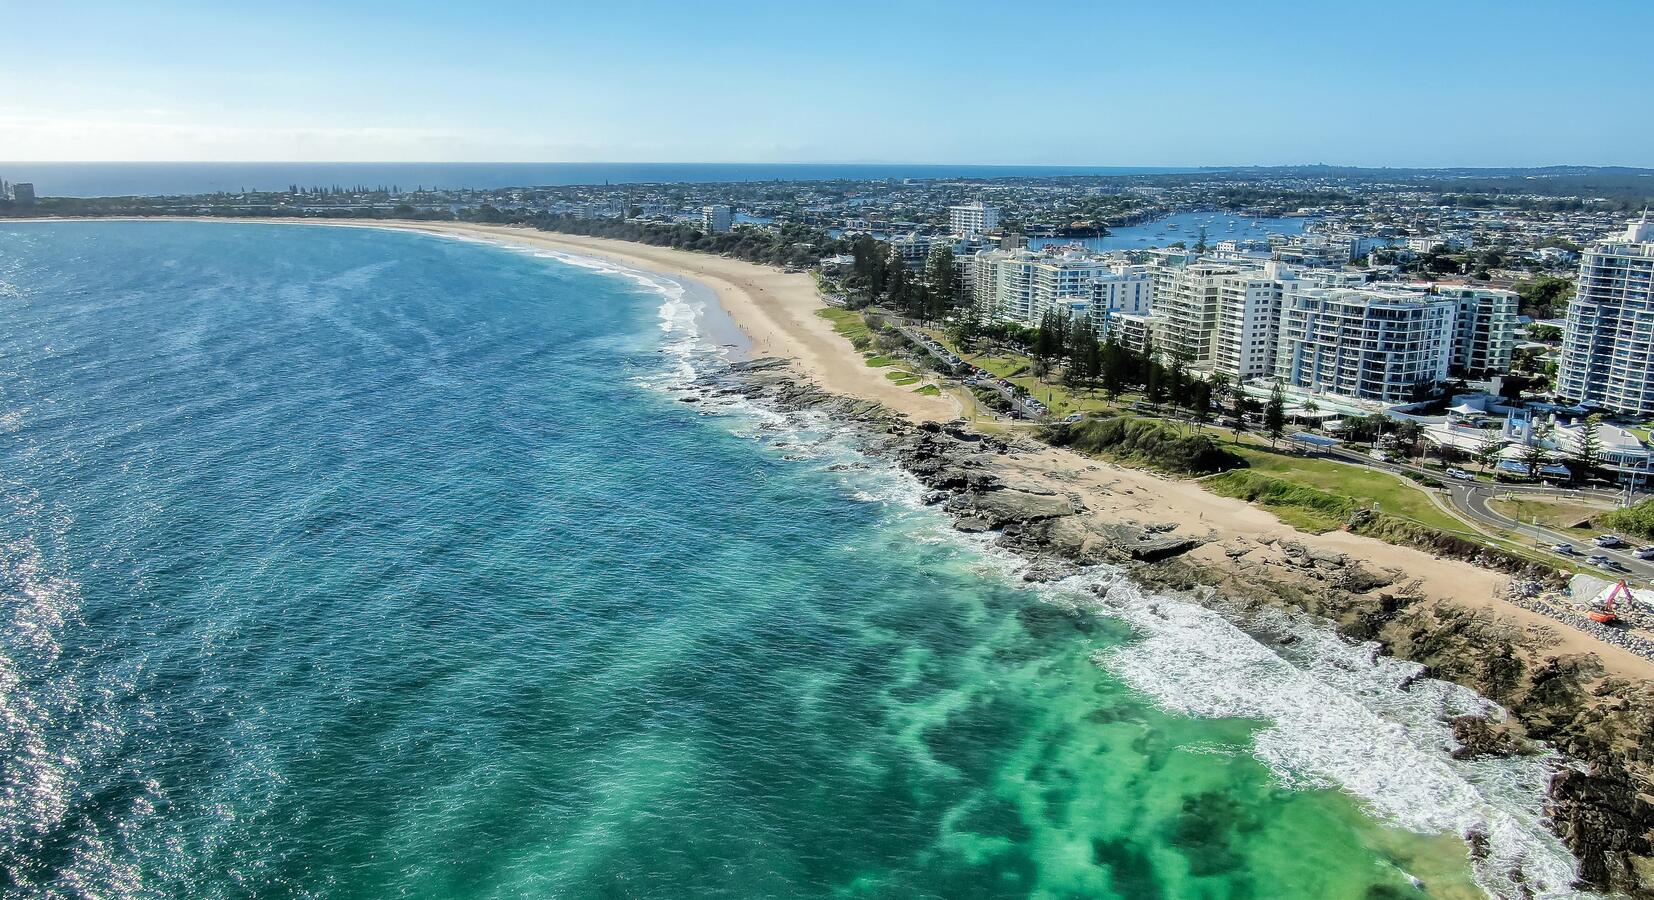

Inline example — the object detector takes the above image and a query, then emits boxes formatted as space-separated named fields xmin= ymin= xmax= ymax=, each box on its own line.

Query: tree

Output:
xmin=1571 ymin=414 xmax=1604 ymax=481
xmin=1230 ymin=393 xmax=1255 ymax=443
xmin=1189 ymin=379 xmax=1214 ymax=425
xmin=950 ymin=303 xmax=982 ymax=349
xmin=1033 ymin=310 xmax=1066 ymax=375
xmin=1101 ymin=335 xmax=1129 ymax=401
xmin=1523 ymin=441 xmax=1549 ymax=480
xmin=1144 ymin=357 xmax=1166 ymax=404
xmin=1166 ymin=357 xmax=1189 ymax=418
xmin=1475 ymin=429 xmax=1504 ymax=474
xmin=1264 ymin=381 xmax=1288 ymax=447
xmin=925 ymin=247 xmax=957 ymax=322
xmin=883 ymin=249 xmax=908 ymax=305
xmin=1208 ymin=371 xmax=1231 ymax=403
xmin=1064 ymin=317 xmax=1102 ymax=388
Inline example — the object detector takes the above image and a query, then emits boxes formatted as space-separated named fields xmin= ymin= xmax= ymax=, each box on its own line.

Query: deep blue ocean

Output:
xmin=0 ymin=163 xmax=1204 ymax=199
xmin=0 ymin=221 xmax=1584 ymax=898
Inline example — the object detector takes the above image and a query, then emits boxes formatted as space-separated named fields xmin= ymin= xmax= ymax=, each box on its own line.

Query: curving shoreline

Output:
xmin=15 ymin=216 xmax=1654 ymax=894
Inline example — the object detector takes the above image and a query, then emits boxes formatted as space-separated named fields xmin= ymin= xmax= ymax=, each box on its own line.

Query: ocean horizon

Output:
xmin=0 ymin=162 xmax=1208 ymax=198
xmin=0 ymin=220 xmax=1583 ymax=898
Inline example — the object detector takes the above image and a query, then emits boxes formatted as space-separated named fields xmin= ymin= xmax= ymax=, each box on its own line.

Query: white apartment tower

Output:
xmin=1090 ymin=266 xmax=1152 ymax=316
xmin=949 ymin=201 xmax=1000 ymax=236
xmin=701 ymin=205 xmax=733 ymax=234
xmin=1558 ymin=216 xmax=1654 ymax=414
xmin=1274 ymin=287 xmax=1454 ymax=403
xmin=1435 ymin=285 xmax=1518 ymax=376
xmin=1211 ymin=269 xmax=1287 ymax=380
xmin=1149 ymin=262 xmax=1237 ymax=366
xmin=969 ymin=250 xmax=1150 ymax=328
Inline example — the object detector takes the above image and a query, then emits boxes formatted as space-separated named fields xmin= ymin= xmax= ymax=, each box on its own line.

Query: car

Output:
xmin=1553 ymin=543 xmax=1578 ymax=555
xmin=1368 ymin=449 xmax=1390 ymax=462
xmin=1636 ymin=547 xmax=1654 ymax=560
xmin=1595 ymin=534 xmax=1626 ymax=548
xmin=1062 ymin=413 xmax=1084 ymax=424
xmin=1446 ymin=468 xmax=1472 ymax=480
xmin=1587 ymin=554 xmax=1615 ymax=568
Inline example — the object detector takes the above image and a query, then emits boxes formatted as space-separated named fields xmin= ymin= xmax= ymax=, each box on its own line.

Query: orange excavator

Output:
xmin=1590 ymin=580 xmax=1633 ymax=625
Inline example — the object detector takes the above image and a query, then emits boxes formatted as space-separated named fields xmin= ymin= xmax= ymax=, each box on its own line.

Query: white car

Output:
xmin=1634 ymin=546 xmax=1654 ymax=560
xmin=1596 ymin=534 xmax=1626 ymax=548
xmin=1446 ymin=468 xmax=1472 ymax=480
xmin=1588 ymin=554 xmax=1615 ymax=568
xmin=1063 ymin=413 xmax=1084 ymax=424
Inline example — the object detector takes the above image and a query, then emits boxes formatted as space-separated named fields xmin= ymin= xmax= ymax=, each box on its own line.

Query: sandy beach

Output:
xmin=351 ymin=221 xmax=963 ymax=422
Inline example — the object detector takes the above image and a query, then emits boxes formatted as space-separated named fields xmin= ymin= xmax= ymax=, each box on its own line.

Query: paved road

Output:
xmin=1455 ymin=485 xmax=1654 ymax=581
xmin=894 ymin=323 xmax=1052 ymax=422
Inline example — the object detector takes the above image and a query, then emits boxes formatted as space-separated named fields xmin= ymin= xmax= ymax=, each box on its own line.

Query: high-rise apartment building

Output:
xmin=1434 ymin=285 xmax=1518 ymax=376
xmin=949 ymin=201 xmax=1000 ymax=236
xmin=1558 ymin=216 xmax=1654 ymax=414
xmin=1274 ymin=287 xmax=1455 ymax=403
xmin=701 ymin=205 xmax=733 ymax=234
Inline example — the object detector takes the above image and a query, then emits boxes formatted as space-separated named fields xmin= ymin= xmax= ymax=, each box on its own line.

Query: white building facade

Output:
xmin=1558 ymin=216 xmax=1654 ymax=414
xmin=1274 ymin=287 xmax=1455 ymax=403
xmin=949 ymin=202 xmax=1000 ymax=236
xmin=701 ymin=205 xmax=733 ymax=234
xmin=1434 ymin=285 xmax=1519 ymax=376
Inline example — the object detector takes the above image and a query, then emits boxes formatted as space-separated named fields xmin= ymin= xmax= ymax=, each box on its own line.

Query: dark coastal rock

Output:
xmin=1448 ymin=715 xmax=1527 ymax=760
xmin=944 ymin=489 xmax=1075 ymax=530
xmin=1548 ymin=766 xmax=1654 ymax=890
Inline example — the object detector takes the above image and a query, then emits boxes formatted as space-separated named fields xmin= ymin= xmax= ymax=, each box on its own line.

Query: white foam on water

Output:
xmin=1046 ymin=567 xmax=1592 ymax=899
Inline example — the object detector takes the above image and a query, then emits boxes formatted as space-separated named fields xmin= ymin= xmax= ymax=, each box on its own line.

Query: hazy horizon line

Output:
xmin=5 ymin=160 xmax=1652 ymax=171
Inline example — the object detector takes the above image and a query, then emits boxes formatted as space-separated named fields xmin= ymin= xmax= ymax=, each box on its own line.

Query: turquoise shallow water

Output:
xmin=0 ymin=222 xmax=1574 ymax=898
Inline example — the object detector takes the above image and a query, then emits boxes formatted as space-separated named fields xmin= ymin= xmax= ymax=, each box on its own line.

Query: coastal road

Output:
xmin=1453 ymin=484 xmax=1654 ymax=582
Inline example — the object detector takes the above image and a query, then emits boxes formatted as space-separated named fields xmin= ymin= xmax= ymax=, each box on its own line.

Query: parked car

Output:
xmin=1588 ymin=554 xmax=1615 ymax=568
xmin=1553 ymin=543 xmax=1578 ymax=555
xmin=1062 ymin=413 xmax=1084 ymax=424
xmin=1636 ymin=547 xmax=1654 ymax=560
xmin=1368 ymin=449 xmax=1390 ymax=462
xmin=1446 ymin=468 xmax=1472 ymax=480
xmin=1595 ymin=534 xmax=1626 ymax=548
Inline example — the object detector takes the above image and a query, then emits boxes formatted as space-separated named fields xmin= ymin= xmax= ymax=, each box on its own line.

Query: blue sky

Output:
xmin=3 ymin=0 xmax=1651 ymax=166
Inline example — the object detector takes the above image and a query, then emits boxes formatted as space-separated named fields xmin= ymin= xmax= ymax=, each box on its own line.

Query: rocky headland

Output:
xmin=701 ymin=357 xmax=1654 ymax=897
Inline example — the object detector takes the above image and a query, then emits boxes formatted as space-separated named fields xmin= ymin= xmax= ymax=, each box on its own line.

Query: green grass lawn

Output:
xmin=816 ymin=308 xmax=869 ymax=344
xmin=1227 ymin=445 xmax=1468 ymax=533
xmin=885 ymin=370 xmax=921 ymax=386
xmin=862 ymin=354 xmax=898 ymax=368
xmin=913 ymin=384 xmax=941 ymax=396
xmin=1489 ymin=496 xmax=1609 ymax=533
